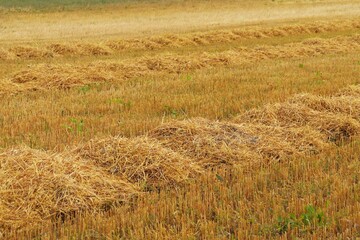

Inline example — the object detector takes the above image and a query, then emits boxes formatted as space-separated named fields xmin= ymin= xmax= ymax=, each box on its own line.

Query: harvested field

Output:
xmin=1 ymin=0 xmax=360 ymax=238
xmin=2 ymin=85 xmax=360 ymax=235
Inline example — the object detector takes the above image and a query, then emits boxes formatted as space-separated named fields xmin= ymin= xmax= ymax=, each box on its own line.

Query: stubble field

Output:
xmin=1 ymin=0 xmax=360 ymax=239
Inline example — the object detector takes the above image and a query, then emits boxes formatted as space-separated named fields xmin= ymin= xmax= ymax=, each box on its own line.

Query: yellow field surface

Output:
xmin=1 ymin=0 xmax=360 ymax=238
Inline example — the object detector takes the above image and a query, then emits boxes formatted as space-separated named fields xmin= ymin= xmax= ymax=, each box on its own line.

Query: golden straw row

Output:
xmin=1 ymin=34 xmax=359 ymax=94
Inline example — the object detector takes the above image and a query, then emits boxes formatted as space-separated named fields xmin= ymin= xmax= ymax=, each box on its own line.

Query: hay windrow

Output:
xmin=10 ymin=64 xmax=113 ymax=91
xmin=2 ymin=34 xmax=360 ymax=94
xmin=0 ymin=80 xmax=20 ymax=95
xmin=335 ymin=84 xmax=360 ymax=97
xmin=2 ymin=19 xmax=360 ymax=61
xmin=47 ymin=43 xmax=79 ymax=55
xmin=9 ymin=46 xmax=53 ymax=59
xmin=149 ymin=118 xmax=328 ymax=166
xmin=0 ymin=147 xmax=137 ymax=230
xmin=71 ymin=136 xmax=202 ymax=188
xmin=234 ymin=102 xmax=360 ymax=142
xmin=290 ymin=93 xmax=360 ymax=120
xmin=5 ymin=53 xmax=236 ymax=92
xmin=76 ymin=43 xmax=112 ymax=56
xmin=149 ymin=118 xmax=262 ymax=167
xmin=238 ymin=123 xmax=330 ymax=156
xmin=0 ymin=48 xmax=14 ymax=61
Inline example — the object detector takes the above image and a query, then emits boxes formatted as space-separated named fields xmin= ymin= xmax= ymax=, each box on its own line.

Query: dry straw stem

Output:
xmin=0 ymin=48 xmax=14 ymax=61
xmin=150 ymin=118 xmax=262 ymax=167
xmin=290 ymin=93 xmax=360 ymax=120
xmin=47 ymin=42 xmax=112 ymax=57
xmin=10 ymin=63 xmax=114 ymax=90
xmin=0 ymin=147 xmax=137 ymax=230
xmin=47 ymin=43 xmax=79 ymax=55
xmin=237 ymin=123 xmax=330 ymax=156
xmin=8 ymin=46 xmax=53 ymax=59
xmin=3 ymin=34 xmax=360 ymax=94
xmin=3 ymin=52 xmax=236 ymax=93
xmin=2 ymin=19 xmax=360 ymax=60
xmin=76 ymin=43 xmax=112 ymax=56
xmin=336 ymin=84 xmax=360 ymax=98
xmin=235 ymin=102 xmax=360 ymax=142
xmin=0 ymin=80 xmax=19 ymax=95
xmin=71 ymin=136 xmax=202 ymax=188
xmin=149 ymin=118 xmax=328 ymax=167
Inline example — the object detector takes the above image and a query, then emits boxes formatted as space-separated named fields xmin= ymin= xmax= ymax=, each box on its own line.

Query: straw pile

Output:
xmin=237 ymin=123 xmax=330 ymax=156
xmin=150 ymin=118 xmax=262 ymax=167
xmin=234 ymin=102 xmax=360 ymax=142
xmin=0 ymin=147 xmax=137 ymax=230
xmin=107 ymin=39 xmax=158 ymax=51
xmin=336 ymin=85 xmax=360 ymax=97
xmin=0 ymin=48 xmax=13 ymax=60
xmin=136 ymin=52 xmax=234 ymax=74
xmin=0 ymin=80 xmax=20 ymax=95
xmin=106 ymin=36 xmax=193 ymax=51
xmin=10 ymin=63 xmax=113 ymax=91
xmin=71 ymin=136 xmax=202 ymax=188
xmin=290 ymin=94 xmax=360 ymax=120
xmin=47 ymin=43 xmax=78 ymax=55
xmin=150 ymin=118 xmax=329 ymax=166
xmin=76 ymin=43 xmax=111 ymax=56
xmin=9 ymin=46 xmax=53 ymax=59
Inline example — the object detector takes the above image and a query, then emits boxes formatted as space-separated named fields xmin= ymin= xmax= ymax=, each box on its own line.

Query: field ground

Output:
xmin=1 ymin=0 xmax=360 ymax=239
